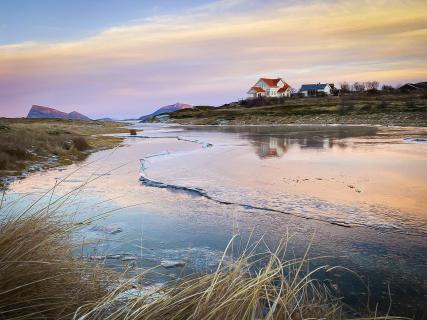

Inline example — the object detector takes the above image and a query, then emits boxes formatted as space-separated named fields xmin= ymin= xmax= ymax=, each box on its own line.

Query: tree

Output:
xmin=365 ymin=81 xmax=379 ymax=91
xmin=352 ymin=82 xmax=365 ymax=92
xmin=339 ymin=82 xmax=350 ymax=93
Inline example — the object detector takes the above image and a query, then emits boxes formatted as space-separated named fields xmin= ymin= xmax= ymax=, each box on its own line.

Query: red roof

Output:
xmin=278 ymin=83 xmax=290 ymax=92
xmin=260 ymin=78 xmax=282 ymax=87
xmin=250 ymin=86 xmax=265 ymax=93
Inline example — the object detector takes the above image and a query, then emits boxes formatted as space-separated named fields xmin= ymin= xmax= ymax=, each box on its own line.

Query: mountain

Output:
xmin=27 ymin=105 xmax=91 ymax=120
xmin=139 ymin=102 xmax=192 ymax=122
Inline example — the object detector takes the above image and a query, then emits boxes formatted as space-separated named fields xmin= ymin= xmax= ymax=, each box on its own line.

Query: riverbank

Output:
xmin=162 ymin=92 xmax=427 ymax=126
xmin=0 ymin=118 xmax=129 ymax=189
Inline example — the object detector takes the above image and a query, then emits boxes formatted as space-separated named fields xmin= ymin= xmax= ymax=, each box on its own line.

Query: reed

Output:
xmin=0 ymin=193 xmax=115 ymax=319
xmin=79 ymin=238 xmax=346 ymax=320
xmin=0 ymin=187 xmax=404 ymax=320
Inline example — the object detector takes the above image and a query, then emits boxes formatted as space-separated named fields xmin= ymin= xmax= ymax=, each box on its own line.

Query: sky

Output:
xmin=0 ymin=0 xmax=426 ymax=119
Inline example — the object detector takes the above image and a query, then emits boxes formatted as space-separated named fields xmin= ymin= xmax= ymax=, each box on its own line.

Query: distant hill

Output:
xmin=399 ymin=81 xmax=427 ymax=91
xmin=139 ymin=103 xmax=192 ymax=122
xmin=415 ymin=81 xmax=427 ymax=89
xmin=27 ymin=105 xmax=91 ymax=120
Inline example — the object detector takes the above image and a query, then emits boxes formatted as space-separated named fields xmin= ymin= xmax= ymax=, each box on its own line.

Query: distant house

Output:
xmin=298 ymin=83 xmax=332 ymax=97
xmin=247 ymin=78 xmax=292 ymax=98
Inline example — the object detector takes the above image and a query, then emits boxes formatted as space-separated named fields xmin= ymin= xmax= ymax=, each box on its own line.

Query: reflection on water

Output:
xmin=242 ymin=126 xmax=375 ymax=158
xmin=186 ymin=125 xmax=379 ymax=158
xmin=3 ymin=124 xmax=427 ymax=318
xmin=254 ymin=136 xmax=336 ymax=158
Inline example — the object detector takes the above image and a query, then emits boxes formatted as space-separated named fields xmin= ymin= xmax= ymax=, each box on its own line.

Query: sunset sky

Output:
xmin=1 ymin=0 xmax=426 ymax=119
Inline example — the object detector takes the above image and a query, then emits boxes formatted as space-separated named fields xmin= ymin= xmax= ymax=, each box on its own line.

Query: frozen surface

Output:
xmin=4 ymin=124 xmax=427 ymax=315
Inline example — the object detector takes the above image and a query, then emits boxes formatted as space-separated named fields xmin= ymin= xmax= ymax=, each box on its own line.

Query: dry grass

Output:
xmin=0 ymin=185 xmax=405 ymax=320
xmin=0 ymin=118 xmax=127 ymax=187
xmin=0 ymin=194 xmax=116 ymax=319
xmin=80 ymin=238 xmax=347 ymax=320
xmin=166 ymin=92 xmax=427 ymax=126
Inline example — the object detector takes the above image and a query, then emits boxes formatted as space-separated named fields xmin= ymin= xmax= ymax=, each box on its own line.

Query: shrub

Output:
xmin=0 ymin=153 xmax=9 ymax=170
xmin=0 ymin=146 xmax=30 ymax=159
xmin=377 ymin=100 xmax=388 ymax=109
xmin=337 ymin=104 xmax=354 ymax=115
xmin=72 ymin=137 xmax=90 ymax=151
xmin=381 ymin=85 xmax=395 ymax=93
xmin=0 ymin=124 xmax=10 ymax=132
xmin=360 ymin=105 xmax=373 ymax=112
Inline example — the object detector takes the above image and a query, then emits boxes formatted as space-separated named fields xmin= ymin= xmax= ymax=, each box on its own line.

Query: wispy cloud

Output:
xmin=1 ymin=0 xmax=426 ymax=118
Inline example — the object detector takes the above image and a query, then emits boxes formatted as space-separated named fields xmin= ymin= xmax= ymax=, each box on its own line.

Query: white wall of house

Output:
xmin=248 ymin=92 xmax=265 ymax=98
xmin=248 ymin=78 xmax=292 ymax=99
xmin=278 ymin=89 xmax=291 ymax=97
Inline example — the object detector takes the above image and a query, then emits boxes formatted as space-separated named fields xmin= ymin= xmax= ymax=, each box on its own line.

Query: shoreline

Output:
xmin=172 ymin=122 xmax=426 ymax=129
xmin=168 ymin=112 xmax=427 ymax=127
xmin=0 ymin=118 xmax=131 ymax=189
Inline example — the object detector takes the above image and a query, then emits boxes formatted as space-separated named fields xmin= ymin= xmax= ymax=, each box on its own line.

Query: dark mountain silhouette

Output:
xmin=27 ymin=105 xmax=91 ymax=120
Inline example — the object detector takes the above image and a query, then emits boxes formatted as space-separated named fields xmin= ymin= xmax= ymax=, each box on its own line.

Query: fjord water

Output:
xmin=5 ymin=124 xmax=427 ymax=316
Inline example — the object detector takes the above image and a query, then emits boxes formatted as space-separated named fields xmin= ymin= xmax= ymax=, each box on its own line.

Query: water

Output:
xmin=3 ymin=124 xmax=427 ymax=317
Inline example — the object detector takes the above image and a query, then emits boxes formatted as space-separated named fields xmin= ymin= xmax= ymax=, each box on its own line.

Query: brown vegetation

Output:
xmin=81 ymin=244 xmax=344 ymax=319
xmin=0 ymin=189 xmax=403 ymax=320
xmin=0 ymin=198 xmax=114 ymax=319
xmin=163 ymin=92 xmax=427 ymax=126
xmin=0 ymin=118 xmax=127 ymax=188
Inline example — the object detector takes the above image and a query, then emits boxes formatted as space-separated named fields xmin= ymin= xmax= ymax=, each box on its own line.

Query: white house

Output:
xmin=298 ymin=83 xmax=332 ymax=97
xmin=247 ymin=78 xmax=292 ymax=98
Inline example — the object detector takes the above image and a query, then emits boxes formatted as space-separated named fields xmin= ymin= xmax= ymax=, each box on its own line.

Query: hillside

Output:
xmin=139 ymin=102 xmax=192 ymax=122
xmin=160 ymin=92 xmax=427 ymax=127
xmin=27 ymin=105 xmax=91 ymax=120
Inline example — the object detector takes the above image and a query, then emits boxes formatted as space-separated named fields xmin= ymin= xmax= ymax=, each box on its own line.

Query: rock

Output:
xmin=121 ymin=256 xmax=138 ymax=262
xmin=106 ymin=254 xmax=123 ymax=259
xmin=91 ymin=224 xmax=123 ymax=235
xmin=88 ymin=255 xmax=106 ymax=260
xmin=160 ymin=260 xmax=186 ymax=269
xmin=403 ymin=137 xmax=427 ymax=143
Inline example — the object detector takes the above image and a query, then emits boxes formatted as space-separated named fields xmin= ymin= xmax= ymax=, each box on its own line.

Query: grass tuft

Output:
xmin=0 ymin=203 xmax=114 ymax=319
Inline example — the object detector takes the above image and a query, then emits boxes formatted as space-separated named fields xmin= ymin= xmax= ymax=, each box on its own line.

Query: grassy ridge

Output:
xmin=0 ymin=118 xmax=127 ymax=188
xmin=165 ymin=92 xmax=427 ymax=126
